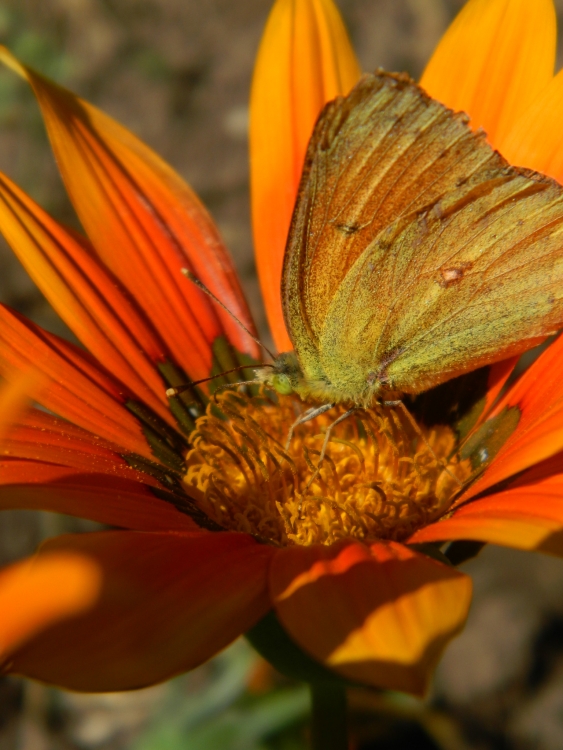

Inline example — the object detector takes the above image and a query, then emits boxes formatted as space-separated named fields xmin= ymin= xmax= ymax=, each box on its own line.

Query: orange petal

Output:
xmin=477 ymin=357 xmax=519 ymax=426
xmin=0 ymin=552 xmax=101 ymax=660
xmin=270 ymin=540 xmax=472 ymax=695
xmin=250 ymin=0 xmax=360 ymax=350
xmin=0 ymin=305 xmax=153 ymax=458
xmin=0 ymin=48 xmax=259 ymax=380
xmin=420 ymin=0 xmax=556 ymax=148
xmin=8 ymin=531 xmax=273 ymax=691
xmin=2 ymin=409 xmax=161 ymax=483
xmin=0 ymin=171 xmax=174 ymax=423
xmin=0 ymin=368 xmax=45 ymax=441
xmin=1 ymin=406 xmax=197 ymax=531
xmin=498 ymin=67 xmax=563 ymax=182
xmin=464 ymin=334 xmax=563 ymax=499
xmin=410 ymin=472 xmax=563 ymax=556
xmin=0 ymin=461 xmax=197 ymax=531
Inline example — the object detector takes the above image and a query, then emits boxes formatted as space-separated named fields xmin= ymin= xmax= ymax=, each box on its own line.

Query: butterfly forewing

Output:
xmin=283 ymin=71 xmax=563 ymax=401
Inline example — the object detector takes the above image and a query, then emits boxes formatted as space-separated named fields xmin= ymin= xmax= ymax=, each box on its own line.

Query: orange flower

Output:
xmin=0 ymin=0 xmax=563 ymax=697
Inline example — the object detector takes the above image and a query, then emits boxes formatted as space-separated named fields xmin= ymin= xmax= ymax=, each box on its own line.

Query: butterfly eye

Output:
xmin=272 ymin=373 xmax=293 ymax=395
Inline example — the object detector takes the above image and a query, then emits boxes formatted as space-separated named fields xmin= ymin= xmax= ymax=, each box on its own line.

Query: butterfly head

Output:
xmin=256 ymin=351 xmax=351 ymax=404
xmin=256 ymin=352 xmax=303 ymax=396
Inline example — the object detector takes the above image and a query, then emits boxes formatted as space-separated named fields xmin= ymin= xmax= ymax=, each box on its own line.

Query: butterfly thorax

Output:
xmin=257 ymin=351 xmax=395 ymax=407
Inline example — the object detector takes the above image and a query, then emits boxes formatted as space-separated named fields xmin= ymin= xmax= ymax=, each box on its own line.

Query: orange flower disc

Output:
xmin=185 ymin=390 xmax=471 ymax=546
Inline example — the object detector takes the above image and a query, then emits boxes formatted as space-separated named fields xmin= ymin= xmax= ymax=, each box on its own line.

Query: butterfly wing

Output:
xmin=283 ymin=71 xmax=563 ymax=399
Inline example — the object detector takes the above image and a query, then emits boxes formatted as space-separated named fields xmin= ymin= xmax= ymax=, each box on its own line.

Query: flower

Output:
xmin=1 ymin=0 xmax=563 ymax=697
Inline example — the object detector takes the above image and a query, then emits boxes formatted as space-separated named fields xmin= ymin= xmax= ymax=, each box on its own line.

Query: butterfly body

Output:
xmin=260 ymin=71 xmax=563 ymax=407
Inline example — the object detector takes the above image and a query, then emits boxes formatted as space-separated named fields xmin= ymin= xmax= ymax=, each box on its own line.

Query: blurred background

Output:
xmin=2 ymin=0 xmax=563 ymax=748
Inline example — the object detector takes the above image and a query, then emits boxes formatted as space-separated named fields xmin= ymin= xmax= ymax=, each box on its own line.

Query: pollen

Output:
xmin=184 ymin=389 xmax=472 ymax=546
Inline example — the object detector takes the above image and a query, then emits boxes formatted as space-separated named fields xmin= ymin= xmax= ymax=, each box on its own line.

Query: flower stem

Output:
xmin=310 ymin=682 xmax=348 ymax=750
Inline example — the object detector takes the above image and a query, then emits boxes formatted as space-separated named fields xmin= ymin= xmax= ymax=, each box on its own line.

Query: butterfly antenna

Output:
xmin=210 ymin=379 xmax=264 ymax=401
xmin=165 ymin=364 xmax=273 ymax=397
xmin=182 ymin=268 xmax=276 ymax=360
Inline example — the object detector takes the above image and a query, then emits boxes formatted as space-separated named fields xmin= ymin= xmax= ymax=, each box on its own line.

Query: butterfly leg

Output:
xmin=305 ymin=407 xmax=360 ymax=489
xmin=285 ymin=403 xmax=336 ymax=451
xmin=317 ymin=407 xmax=360 ymax=467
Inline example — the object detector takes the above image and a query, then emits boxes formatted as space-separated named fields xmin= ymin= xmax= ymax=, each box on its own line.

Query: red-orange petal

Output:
xmin=0 ymin=48 xmax=259 ymax=380
xmin=2 ymin=409 xmax=161 ymax=483
xmin=476 ymin=357 xmax=519 ymax=426
xmin=464 ymin=334 xmax=563 ymax=499
xmin=270 ymin=540 xmax=471 ymax=695
xmin=7 ymin=530 xmax=273 ymax=691
xmin=498 ymin=67 xmax=563 ymax=183
xmin=0 ymin=552 xmax=101 ymax=660
xmin=0 ymin=461 xmax=197 ymax=531
xmin=0 ymin=305 xmax=152 ymax=458
xmin=410 ymin=472 xmax=563 ymax=556
xmin=0 ymin=171 xmax=174 ymax=422
xmin=0 ymin=368 xmax=45 ymax=441
xmin=420 ymin=0 xmax=556 ymax=149
xmin=250 ymin=0 xmax=360 ymax=350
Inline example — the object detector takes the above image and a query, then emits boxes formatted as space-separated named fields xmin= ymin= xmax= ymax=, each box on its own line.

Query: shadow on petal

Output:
xmin=271 ymin=540 xmax=472 ymax=695
xmin=8 ymin=530 xmax=274 ymax=692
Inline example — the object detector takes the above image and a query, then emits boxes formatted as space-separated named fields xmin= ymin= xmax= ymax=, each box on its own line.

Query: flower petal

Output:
xmin=1 ymin=408 xmax=196 ymax=529
xmin=463 ymin=334 xmax=563 ymax=498
xmin=0 ymin=552 xmax=101 ymax=660
xmin=2 ymin=409 xmax=159 ymax=483
xmin=0 ymin=305 xmax=153 ymax=458
xmin=0 ymin=368 xmax=45 ymax=441
xmin=7 ymin=531 xmax=273 ymax=691
xmin=420 ymin=0 xmax=556 ymax=148
xmin=0 ymin=170 xmax=174 ymax=422
xmin=270 ymin=540 xmax=471 ymax=695
xmin=0 ymin=48 xmax=259 ymax=380
xmin=250 ymin=0 xmax=360 ymax=350
xmin=0 ymin=369 xmax=187 ymax=531
xmin=477 ymin=357 xmax=519 ymax=426
xmin=498 ymin=68 xmax=563 ymax=182
xmin=0 ymin=461 xmax=197 ymax=531
xmin=410 ymin=472 xmax=563 ymax=556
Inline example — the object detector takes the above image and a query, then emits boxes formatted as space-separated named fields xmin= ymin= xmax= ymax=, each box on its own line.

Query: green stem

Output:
xmin=310 ymin=682 xmax=348 ymax=750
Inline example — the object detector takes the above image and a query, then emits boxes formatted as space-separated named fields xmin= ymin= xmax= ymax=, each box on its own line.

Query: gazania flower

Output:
xmin=1 ymin=0 xmax=563 ymax=700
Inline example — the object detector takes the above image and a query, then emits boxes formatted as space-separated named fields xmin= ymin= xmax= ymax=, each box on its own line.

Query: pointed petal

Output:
xmin=270 ymin=540 xmax=471 ymax=694
xmin=0 ymin=553 xmax=101 ymax=659
xmin=420 ymin=0 xmax=556 ymax=148
xmin=0 ymin=170 xmax=175 ymax=422
xmin=0 ymin=48 xmax=259 ymax=380
xmin=0 ymin=368 xmax=45 ymax=441
xmin=478 ymin=357 xmax=519 ymax=425
xmin=7 ymin=531 xmax=273 ymax=691
xmin=409 ymin=472 xmax=563 ymax=556
xmin=0 ymin=305 xmax=153 ymax=458
xmin=250 ymin=0 xmax=360 ymax=350
xmin=0 ymin=461 xmax=197 ymax=531
xmin=2 ymin=409 xmax=161 ymax=483
xmin=498 ymin=68 xmax=563 ymax=182
xmin=463 ymin=335 xmax=563 ymax=498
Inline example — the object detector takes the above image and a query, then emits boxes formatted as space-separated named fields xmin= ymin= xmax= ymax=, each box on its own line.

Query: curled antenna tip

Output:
xmin=166 ymin=387 xmax=179 ymax=397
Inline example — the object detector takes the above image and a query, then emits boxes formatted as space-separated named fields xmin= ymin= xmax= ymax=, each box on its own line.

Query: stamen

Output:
xmin=184 ymin=389 xmax=472 ymax=546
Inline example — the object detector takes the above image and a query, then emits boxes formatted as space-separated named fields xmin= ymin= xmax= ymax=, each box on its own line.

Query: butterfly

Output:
xmin=259 ymin=70 xmax=563 ymax=413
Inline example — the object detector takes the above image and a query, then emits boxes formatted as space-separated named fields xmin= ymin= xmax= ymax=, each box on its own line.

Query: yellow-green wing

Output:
xmin=320 ymin=166 xmax=563 ymax=396
xmin=283 ymin=70 xmax=563 ymax=397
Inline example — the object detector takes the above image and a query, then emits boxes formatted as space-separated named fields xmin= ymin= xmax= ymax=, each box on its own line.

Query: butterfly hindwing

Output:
xmin=283 ymin=71 xmax=563 ymax=400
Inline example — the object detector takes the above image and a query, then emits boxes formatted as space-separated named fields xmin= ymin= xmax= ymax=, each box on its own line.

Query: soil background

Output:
xmin=1 ymin=1 xmax=563 ymax=749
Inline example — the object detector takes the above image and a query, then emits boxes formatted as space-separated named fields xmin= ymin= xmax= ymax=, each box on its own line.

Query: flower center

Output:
xmin=184 ymin=389 xmax=471 ymax=546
